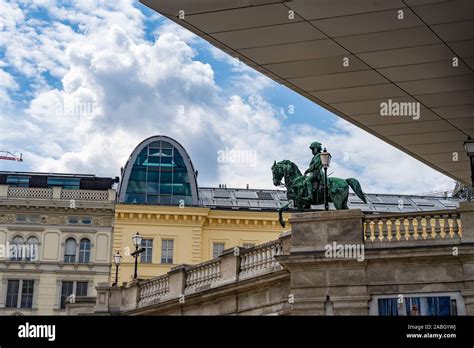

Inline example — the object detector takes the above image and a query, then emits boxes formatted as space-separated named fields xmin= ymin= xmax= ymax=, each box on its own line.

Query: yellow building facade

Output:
xmin=113 ymin=135 xmax=291 ymax=283
xmin=113 ymin=204 xmax=288 ymax=283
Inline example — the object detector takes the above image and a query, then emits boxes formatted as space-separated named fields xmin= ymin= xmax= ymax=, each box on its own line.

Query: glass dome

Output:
xmin=118 ymin=136 xmax=199 ymax=206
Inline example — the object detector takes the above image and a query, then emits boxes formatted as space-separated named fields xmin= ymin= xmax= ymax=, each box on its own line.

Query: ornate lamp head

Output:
xmin=320 ymin=148 xmax=332 ymax=169
xmin=113 ymin=251 xmax=122 ymax=265
xmin=132 ymin=232 xmax=143 ymax=248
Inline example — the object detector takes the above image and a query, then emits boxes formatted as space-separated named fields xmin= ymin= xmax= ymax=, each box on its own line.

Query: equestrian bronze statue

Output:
xmin=272 ymin=142 xmax=367 ymax=227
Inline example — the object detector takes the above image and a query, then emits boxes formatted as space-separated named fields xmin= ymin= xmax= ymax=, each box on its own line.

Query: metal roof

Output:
xmin=0 ymin=171 xmax=100 ymax=178
xmin=198 ymin=187 xmax=461 ymax=213
xmin=141 ymin=0 xmax=474 ymax=186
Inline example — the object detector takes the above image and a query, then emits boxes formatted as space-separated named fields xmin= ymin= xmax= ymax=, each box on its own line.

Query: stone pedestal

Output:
xmin=282 ymin=209 xmax=369 ymax=315
xmin=460 ymin=201 xmax=474 ymax=243
xmin=168 ymin=265 xmax=188 ymax=297
xmin=290 ymin=209 xmax=364 ymax=253
xmin=95 ymin=283 xmax=112 ymax=314
xmin=462 ymin=290 xmax=474 ymax=315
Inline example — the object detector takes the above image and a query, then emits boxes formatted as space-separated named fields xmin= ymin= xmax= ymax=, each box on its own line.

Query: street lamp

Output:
xmin=131 ymin=232 xmax=145 ymax=279
xmin=320 ymin=148 xmax=332 ymax=211
xmin=112 ymin=251 xmax=122 ymax=287
xmin=464 ymin=136 xmax=474 ymax=199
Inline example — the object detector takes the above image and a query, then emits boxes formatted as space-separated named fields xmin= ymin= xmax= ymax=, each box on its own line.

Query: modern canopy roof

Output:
xmin=141 ymin=0 xmax=474 ymax=186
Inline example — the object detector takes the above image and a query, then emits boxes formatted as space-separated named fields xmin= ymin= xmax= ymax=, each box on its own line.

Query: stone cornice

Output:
xmin=0 ymin=199 xmax=115 ymax=212
xmin=115 ymin=205 xmax=288 ymax=230
xmin=0 ymin=204 xmax=115 ymax=215
xmin=115 ymin=211 xmax=208 ymax=227
xmin=5 ymin=225 xmax=45 ymax=231
xmin=59 ymin=227 xmax=99 ymax=233
xmin=1 ymin=260 xmax=111 ymax=270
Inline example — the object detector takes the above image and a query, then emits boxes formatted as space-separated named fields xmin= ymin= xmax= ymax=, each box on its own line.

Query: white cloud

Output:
xmin=153 ymin=20 xmax=198 ymax=43
xmin=0 ymin=69 xmax=18 ymax=107
xmin=0 ymin=0 xmax=455 ymax=195
xmin=209 ymin=45 xmax=273 ymax=95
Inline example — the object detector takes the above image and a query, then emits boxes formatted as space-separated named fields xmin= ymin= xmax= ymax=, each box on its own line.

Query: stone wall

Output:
xmin=92 ymin=202 xmax=474 ymax=316
xmin=0 ymin=186 xmax=116 ymax=315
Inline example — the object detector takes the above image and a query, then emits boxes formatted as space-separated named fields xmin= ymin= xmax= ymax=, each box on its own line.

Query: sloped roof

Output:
xmin=198 ymin=186 xmax=460 ymax=213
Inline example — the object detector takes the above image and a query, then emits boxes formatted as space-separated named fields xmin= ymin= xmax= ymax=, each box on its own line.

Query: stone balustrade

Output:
xmin=364 ymin=211 xmax=462 ymax=242
xmin=185 ymin=259 xmax=221 ymax=290
xmin=138 ymin=275 xmax=170 ymax=307
xmin=240 ymin=240 xmax=283 ymax=276
xmin=93 ymin=232 xmax=291 ymax=313
xmin=90 ymin=202 xmax=474 ymax=315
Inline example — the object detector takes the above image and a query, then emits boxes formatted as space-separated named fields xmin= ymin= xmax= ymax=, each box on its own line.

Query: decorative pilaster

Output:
xmin=191 ymin=228 xmax=202 ymax=264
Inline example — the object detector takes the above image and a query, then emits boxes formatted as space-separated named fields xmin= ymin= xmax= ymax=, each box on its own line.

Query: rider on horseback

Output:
xmin=303 ymin=141 xmax=324 ymax=201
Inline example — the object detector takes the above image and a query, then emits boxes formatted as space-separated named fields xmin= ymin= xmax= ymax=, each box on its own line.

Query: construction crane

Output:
xmin=0 ymin=151 xmax=22 ymax=162
xmin=416 ymin=188 xmax=453 ymax=197
xmin=453 ymin=182 xmax=472 ymax=201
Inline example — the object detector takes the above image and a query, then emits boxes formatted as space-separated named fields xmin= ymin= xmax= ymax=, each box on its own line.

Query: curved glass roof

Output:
xmin=118 ymin=136 xmax=199 ymax=206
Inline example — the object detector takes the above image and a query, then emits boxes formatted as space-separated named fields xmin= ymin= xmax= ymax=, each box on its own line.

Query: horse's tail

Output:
xmin=346 ymin=178 xmax=367 ymax=203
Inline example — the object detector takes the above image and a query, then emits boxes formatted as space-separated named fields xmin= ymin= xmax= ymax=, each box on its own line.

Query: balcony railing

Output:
xmin=240 ymin=240 xmax=283 ymax=276
xmin=138 ymin=275 xmax=169 ymax=306
xmin=185 ymin=259 xmax=221 ymax=291
xmin=7 ymin=187 xmax=53 ymax=199
xmin=364 ymin=211 xmax=462 ymax=242
xmin=134 ymin=239 xmax=286 ymax=305
xmin=60 ymin=189 xmax=109 ymax=201
xmin=2 ymin=185 xmax=115 ymax=202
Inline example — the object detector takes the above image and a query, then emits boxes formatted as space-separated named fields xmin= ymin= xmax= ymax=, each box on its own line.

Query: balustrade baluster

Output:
xmin=265 ymin=247 xmax=271 ymax=268
xmin=394 ymin=218 xmax=399 ymax=241
xmin=386 ymin=218 xmax=393 ymax=241
xmin=439 ymin=215 xmax=446 ymax=239
xmin=448 ymin=216 xmax=454 ymax=238
xmin=421 ymin=217 xmax=428 ymax=240
xmin=429 ymin=217 xmax=437 ymax=239
xmin=369 ymin=221 xmax=375 ymax=242
xmin=377 ymin=219 xmax=384 ymax=241
xmin=457 ymin=218 xmax=462 ymax=237
xmin=413 ymin=216 xmax=419 ymax=240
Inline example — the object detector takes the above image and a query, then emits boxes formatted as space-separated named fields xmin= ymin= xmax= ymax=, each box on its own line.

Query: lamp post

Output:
xmin=131 ymin=232 xmax=145 ymax=280
xmin=320 ymin=148 xmax=332 ymax=211
xmin=464 ymin=136 xmax=474 ymax=200
xmin=113 ymin=251 xmax=122 ymax=287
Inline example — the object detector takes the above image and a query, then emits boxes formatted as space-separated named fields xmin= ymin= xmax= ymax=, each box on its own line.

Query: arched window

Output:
xmin=25 ymin=236 xmax=39 ymax=261
xmin=118 ymin=136 xmax=199 ymax=206
xmin=11 ymin=236 xmax=24 ymax=261
xmin=79 ymin=238 xmax=91 ymax=263
xmin=64 ymin=238 xmax=77 ymax=263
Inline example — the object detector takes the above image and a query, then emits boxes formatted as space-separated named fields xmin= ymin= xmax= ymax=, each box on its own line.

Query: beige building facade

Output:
xmin=0 ymin=173 xmax=116 ymax=315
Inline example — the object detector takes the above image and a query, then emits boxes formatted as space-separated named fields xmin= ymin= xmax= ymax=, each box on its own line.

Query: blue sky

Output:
xmin=0 ymin=0 xmax=454 ymax=194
